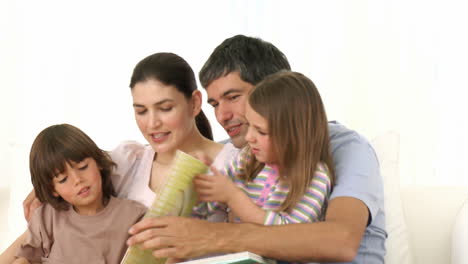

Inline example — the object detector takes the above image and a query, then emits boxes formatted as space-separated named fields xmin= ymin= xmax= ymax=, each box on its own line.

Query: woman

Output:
xmin=1 ymin=52 xmax=235 ymax=262
xmin=109 ymin=52 xmax=228 ymax=207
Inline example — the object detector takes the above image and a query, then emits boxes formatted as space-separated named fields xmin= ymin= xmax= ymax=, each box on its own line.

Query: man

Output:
xmin=127 ymin=35 xmax=386 ymax=263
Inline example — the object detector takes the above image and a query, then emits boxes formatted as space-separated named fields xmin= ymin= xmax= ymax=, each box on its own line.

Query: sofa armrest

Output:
xmin=401 ymin=185 xmax=468 ymax=264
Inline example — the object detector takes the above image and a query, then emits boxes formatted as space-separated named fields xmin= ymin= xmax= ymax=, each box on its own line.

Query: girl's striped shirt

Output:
xmin=192 ymin=147 xmax=332 ymax=225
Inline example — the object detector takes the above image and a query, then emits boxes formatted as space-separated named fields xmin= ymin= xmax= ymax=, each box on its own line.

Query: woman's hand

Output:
xmin=23 ymin=190 xmax=41 ymax=222
xmin=193 ymin=167 xmax=241 ymax=205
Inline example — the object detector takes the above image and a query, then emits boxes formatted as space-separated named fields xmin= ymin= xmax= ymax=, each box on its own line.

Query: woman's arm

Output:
xmin=0 ymin=231 xmax=27 ymax=264
xmin=22 ymin=190 xmax=41 ymax=223
xmin=11 ymin=257 xmax=30 ymax=264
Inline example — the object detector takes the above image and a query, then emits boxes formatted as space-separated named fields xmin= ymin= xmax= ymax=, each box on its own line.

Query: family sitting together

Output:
xmin=0 ymin=35 xmax=387 ymax=264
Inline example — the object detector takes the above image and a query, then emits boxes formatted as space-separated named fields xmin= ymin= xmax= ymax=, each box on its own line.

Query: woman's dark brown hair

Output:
xmin=130 ymin=52 xmax=213 ymax=140
xmin=29 ymin=124 xmax=116 ymax=210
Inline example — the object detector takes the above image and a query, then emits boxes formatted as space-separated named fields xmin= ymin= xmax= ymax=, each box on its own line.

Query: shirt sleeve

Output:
xmin=191 ymin=201 xmax=227 ymax=219
xmin=329 ymin=134 xmax=383 ymax=223
xmin=224 ymin=147 xmax=251 ymax=180
xmin=108 ymin=141 xmax=146 ymax=198
xmin=263 ymin=162 xmax=332 ymax=225
xmin=16 ymin=206 xmax=53 ymax=262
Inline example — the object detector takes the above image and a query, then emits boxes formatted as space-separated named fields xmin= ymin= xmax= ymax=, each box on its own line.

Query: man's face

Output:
xmin=206 ymin=72 xmax=254 ymax=148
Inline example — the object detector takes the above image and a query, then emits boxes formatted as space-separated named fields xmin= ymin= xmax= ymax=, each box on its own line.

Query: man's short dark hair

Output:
xmin=199 ymin=35 xmax=291 ymax=88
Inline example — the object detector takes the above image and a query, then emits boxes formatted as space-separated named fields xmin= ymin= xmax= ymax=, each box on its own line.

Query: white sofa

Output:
xmin=372 ymin=131 xmax=468 ymax=264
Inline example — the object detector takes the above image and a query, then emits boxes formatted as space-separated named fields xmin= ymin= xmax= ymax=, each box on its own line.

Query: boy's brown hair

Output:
xmin=29 ymin=124 xmax=116 ymax=210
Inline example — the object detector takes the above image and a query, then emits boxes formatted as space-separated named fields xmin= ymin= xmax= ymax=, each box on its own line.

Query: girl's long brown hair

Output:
xmin=241 ymin=71 xmax=335 ymax=212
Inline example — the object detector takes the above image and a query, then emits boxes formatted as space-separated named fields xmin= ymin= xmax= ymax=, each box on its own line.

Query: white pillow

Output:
xmin=370 ymin=131 xmax=414 ymax=264
xmin=452 ymin=199 xmax=468 ymax=264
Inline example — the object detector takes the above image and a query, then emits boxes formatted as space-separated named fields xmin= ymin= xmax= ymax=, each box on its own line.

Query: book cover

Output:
xmin=120 ymin=150 xmax=209 ymax=264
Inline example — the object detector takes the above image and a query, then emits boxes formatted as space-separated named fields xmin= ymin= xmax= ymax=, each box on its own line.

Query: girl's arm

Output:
xmin=264 ymin=163 xmax=332 ymax=225
xmin=193 ymin=167 xmax=266 ymax=224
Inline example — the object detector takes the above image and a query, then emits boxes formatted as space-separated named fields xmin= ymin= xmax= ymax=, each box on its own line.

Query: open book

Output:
xmin=179 ymin=252 xmax=270 ymax=264
xmin=120 ymin=150 xmax=209 ymax=264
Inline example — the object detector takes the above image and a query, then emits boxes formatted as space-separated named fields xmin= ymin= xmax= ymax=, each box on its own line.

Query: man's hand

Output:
xmin=127 ymin=216 xmax=221 ymax=259
xmin=23 ymin=190 xmax=41 ymax=222
xmin=193 ymin=167 xmax=240 ymax=204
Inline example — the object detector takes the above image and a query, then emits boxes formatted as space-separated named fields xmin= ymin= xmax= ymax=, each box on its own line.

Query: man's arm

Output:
xmin=127 ymin=196 xmax=368 ymax=262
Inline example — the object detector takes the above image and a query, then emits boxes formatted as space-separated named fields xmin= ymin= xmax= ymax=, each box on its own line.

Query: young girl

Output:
xmin=13 ymin=124 xmax=147 ymax=264
xmin=193 ymin=71 xmax=335 ymax=226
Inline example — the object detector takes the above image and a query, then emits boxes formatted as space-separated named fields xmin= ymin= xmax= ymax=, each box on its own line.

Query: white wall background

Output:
xmin=1 ymin=0 xmax=467 ymax=250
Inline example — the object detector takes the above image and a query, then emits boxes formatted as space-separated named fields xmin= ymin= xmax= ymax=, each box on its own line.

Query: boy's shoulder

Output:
xmin=111 ymin=196 xmax=147 ymax=215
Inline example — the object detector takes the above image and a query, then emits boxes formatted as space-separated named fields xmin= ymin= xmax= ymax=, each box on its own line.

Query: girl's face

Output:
xmin=244 ymin=102 xmax=277 ymax=164
xmin=52 ymin=158 xmax=103 ymax=215
xmin=132 ymin=79 xmax=198 ymax=154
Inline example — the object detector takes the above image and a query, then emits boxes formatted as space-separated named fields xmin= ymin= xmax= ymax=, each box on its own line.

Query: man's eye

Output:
xmin=209 ymin=102 xmax=218 ymax=108
xmin=229 ymin=95 xmax=240 ymax=101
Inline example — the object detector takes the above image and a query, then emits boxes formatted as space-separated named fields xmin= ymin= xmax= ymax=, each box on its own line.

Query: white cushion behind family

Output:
xmin=370 ymin=131 xmax=414 ymax=264
xmin=452 ymin=199 xmax=468 ymax=264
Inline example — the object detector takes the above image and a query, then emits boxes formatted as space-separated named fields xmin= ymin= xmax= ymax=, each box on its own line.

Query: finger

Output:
xmin=210 ymin=166 xmax=222 ymax=176
xmin=23 ymin=190 xmax=37 ymax=222
xmin=127 ymin=226 xmax=161 ymax=246
xmin=193 ymin=178 xmax=214 ymax=189
xmin=194 ymin=174 xmax=214 ymax=181
xmin=197 ymin=193 xmax=217 ymax=202
xmin=196 ymin=190 xmax=214 ymax=198
xmin=129 ymin=217 xmax=169 ymax=235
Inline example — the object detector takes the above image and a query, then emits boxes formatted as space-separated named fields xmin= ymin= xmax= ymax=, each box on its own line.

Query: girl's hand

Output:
xmin=193 ymin=167 xmax=241 ymax=204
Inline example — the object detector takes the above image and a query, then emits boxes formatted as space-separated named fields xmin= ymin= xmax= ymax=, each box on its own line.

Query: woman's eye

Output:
xmin=160 ymin=107 xmax=173 ymax=112
xmin=136 ymin=109 xmax=147 ymax=115
xmin=78 ymin=164 xmax=88 ymax=171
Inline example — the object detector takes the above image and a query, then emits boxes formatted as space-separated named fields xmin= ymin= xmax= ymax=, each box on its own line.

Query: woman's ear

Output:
xmin=191 ymin=90 xmax=202 ymax=117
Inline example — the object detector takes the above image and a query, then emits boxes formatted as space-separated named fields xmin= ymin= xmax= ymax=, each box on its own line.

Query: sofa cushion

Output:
xmin=371 ymin=131 xmax=413 ymax=264
xmin=452 ymin=198 xmax=468 ymax=264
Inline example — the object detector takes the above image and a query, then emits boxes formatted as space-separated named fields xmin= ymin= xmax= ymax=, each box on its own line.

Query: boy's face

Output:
xmin=52 ymin=158 xmax=104 ymax=215
xmin=206 ymin=72 xmax=254 ymax=148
